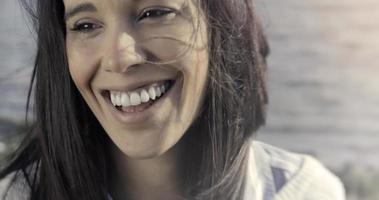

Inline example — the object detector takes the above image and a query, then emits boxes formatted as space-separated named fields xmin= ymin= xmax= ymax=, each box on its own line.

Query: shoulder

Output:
xmin=0 ymin=174 xmax=12 ymax=199
xmin=246 ymin=141 xmax=346 ymax=200
xmin=0 ymin=171 xmax=31 ymax=200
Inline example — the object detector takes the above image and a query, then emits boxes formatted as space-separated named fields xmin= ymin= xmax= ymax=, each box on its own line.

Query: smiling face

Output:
xmin=64 ymin=0 xmax=209 ymax=158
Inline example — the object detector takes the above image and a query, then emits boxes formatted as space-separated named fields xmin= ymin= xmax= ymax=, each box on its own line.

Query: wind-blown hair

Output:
xmin=0 ymin=0 xmax=269 ymax=199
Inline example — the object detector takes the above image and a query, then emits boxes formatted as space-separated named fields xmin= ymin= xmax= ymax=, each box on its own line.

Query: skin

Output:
xmin=63 ymin=0 xmax=209 ymax=199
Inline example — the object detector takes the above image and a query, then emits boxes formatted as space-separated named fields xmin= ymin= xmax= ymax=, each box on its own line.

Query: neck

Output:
xmin=110 ymin=144 xmax=185 ymax=200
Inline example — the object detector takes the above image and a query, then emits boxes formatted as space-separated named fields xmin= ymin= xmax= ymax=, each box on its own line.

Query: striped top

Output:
xmin=0 ymin=141 xmax=345 ymax=200
xmin=244 ymin=141 xmax=345 ymax=200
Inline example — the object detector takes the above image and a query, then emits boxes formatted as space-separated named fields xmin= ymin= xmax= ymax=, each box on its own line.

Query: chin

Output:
xmin=125 ymin=143 xmax=182 ymax=161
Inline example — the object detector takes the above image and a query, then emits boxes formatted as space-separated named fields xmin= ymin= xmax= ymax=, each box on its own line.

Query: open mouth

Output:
xmin=104 ymin=79 xmax=176 ymax=114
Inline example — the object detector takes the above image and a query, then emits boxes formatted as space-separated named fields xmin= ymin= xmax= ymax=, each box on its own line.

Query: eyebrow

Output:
xmin=64 ymin=2 xmax=97 ymax=21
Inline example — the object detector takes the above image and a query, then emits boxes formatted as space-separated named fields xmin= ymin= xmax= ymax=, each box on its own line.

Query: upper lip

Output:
xmin=103 ymin=78 xmax=176 ymax=93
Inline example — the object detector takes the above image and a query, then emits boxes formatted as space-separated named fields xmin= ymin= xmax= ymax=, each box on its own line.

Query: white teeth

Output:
xmin=111 ymin=92 xmax=116 ymax=106
xmin=116 ymin=92 xmax=122 ymax=106
xmin=161 ymin=85 xmax=166 ymax=93
xmin=130 ymin=92 xmax=141 ymax=106
xmin=148 ymin=87 xmax=156 ymax=100
xmin=140 ymin=89 xmax=150 ymax=103
xmin=121 ymin=93 xmax=131 ymax=107
xmin=156 ymin=86 xmax=162 ymax=97
xmin=109 ymin=80 xmax=172 ymax=108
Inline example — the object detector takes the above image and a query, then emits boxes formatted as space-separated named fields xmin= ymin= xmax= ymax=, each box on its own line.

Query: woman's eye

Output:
xmin=137 ymin=8 xmax=175 ymax=21
xmin=70 ymin=22 xmax=102 ymax=32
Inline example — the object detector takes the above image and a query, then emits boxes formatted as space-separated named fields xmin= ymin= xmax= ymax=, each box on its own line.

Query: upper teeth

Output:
xmin=110 ymin=82 xmax=169 ymax=107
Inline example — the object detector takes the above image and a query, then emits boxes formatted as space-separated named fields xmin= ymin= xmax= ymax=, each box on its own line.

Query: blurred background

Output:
xmin=0 ymin=0 xmax=378 ymax=199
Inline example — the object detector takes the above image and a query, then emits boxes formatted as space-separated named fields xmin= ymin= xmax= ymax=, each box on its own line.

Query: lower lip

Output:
xmin=106 ymin=78 xmax=182 ymax=124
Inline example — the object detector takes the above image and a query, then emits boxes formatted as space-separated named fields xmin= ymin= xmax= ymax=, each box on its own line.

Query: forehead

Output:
xmin=63 ymin=0 xmax=200 ymax=20
xmin=63 ymin=0 xmax=193 ymax=9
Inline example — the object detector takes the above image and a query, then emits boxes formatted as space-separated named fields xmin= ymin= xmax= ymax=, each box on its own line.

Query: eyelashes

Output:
xmin=137 ymin=7 xmax=176 ymax=21
xmin=69 ymin=7 xmax=177 ymax=33
xmin=70 ymin=21 xmax=102 ymax=32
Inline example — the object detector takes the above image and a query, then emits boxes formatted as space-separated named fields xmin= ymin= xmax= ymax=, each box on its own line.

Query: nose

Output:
xmin=103 ymin=32 xmax=146 ymax=73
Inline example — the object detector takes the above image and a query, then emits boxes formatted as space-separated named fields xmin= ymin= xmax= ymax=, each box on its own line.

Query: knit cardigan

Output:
xmin=244 ymin=141 xmax=346 ymax=200
xmin=0 ymin=141 xmax=345 ymax=200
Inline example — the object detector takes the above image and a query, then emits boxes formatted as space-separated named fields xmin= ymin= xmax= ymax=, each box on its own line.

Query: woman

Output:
xmin=0 ymin=0 xmax=345 ymax=199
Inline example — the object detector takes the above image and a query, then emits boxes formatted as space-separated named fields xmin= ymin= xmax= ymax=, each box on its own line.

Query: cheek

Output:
xmin=180 ymin=50 xmax=209 ymax=121
xmin=66 ymin=43 xmax=99 ymax=92
xmin=192 ymin=55 xmax=208 ymax=106
xmin=184 ymin=48 xmax=209 ymax=89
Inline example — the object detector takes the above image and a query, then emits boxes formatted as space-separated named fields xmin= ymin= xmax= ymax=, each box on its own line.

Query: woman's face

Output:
xmin=64 ymin=0 xmax=208 ymax=158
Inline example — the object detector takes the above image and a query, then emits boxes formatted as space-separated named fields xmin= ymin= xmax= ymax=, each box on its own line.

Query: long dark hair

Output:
xmin=0 ymin=0 xmax=269 ymax=199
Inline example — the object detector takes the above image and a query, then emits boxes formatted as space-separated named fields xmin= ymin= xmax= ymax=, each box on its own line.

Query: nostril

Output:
xmin=119 ymin=63 xmax=143 ymax=73
xmin=104 ymin=59 xmax=144 ymax=74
